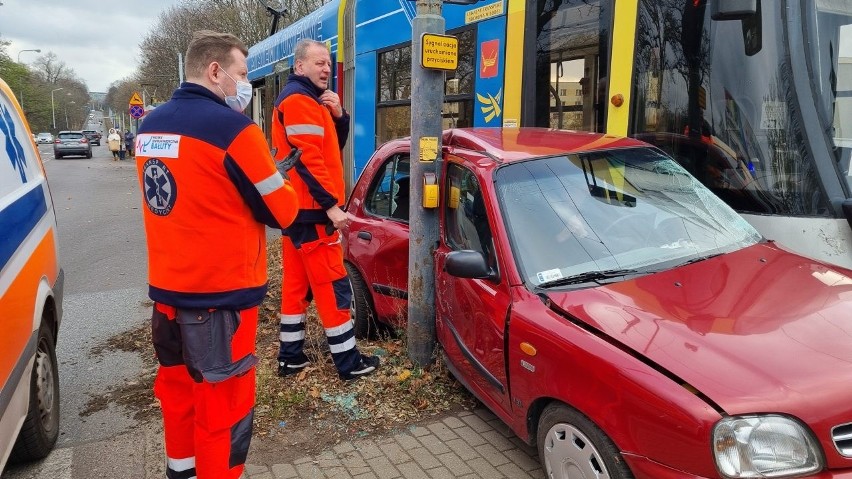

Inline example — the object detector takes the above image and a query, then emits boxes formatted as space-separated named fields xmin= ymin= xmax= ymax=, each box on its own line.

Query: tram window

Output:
xmin=630 ymin=0 xmax=831 ymax=217
xmin=379 ymin=46 xmax=412 ymax=102
xmin=524 ymin=0 xmax=611 ymax=132
xmin=375 ymin=28 xmax=476 ymax=147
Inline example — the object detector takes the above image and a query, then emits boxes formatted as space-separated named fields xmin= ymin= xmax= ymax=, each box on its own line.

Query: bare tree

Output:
xmin=32 ymin=52 xmax=73 ymax=85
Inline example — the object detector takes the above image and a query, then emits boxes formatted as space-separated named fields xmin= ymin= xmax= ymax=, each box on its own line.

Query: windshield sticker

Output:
xmin=136 ymin=134 xmax=180 ymax=158
xmin=536 ymin=268 xmax=564 ymax=283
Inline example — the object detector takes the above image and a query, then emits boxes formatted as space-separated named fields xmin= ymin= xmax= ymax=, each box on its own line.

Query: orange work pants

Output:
xmin=151 ymin=304 xmax=258 ymax=479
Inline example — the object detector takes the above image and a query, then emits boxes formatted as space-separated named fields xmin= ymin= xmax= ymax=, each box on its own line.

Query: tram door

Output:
xmin=524 ymin=0 xmax=611 ymax=132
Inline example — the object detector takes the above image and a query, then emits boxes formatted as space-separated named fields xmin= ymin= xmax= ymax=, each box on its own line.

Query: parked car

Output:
xmin=53 ymin=131 xmax=91 ymax=159
xmin=0 ymin=77 xmax=63 ymax=472
xmin=36 ymin=132 xmax=53 ymax=144
xmin=81 ymin=129 xmax=101 ymax=146
xmin=343 ymin=128 xmax=852 ymax=479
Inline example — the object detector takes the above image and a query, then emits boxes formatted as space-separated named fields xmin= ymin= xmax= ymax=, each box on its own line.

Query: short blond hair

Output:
xmin=185 ymin=30 xmax=248 ymax=79
xmin=294 ymin=39 xmax=328 ymax=62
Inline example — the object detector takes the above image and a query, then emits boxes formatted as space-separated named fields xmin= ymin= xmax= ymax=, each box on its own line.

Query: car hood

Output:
xmin=546 ymin=243 xmax=852 ymax=423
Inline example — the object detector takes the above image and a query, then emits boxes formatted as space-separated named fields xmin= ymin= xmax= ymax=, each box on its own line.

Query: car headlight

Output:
xmin=713 ymin=415 xmax=823 ymax=478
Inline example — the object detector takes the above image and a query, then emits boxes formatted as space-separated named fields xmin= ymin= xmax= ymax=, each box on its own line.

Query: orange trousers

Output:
xmin=152 ymin=304 xmax=258 ymax=479
xmin=279 ymin=227 xmax=360 ymax=374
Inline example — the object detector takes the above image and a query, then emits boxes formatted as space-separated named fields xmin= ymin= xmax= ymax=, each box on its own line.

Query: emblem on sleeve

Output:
xmin=143 ymin=158 xmax=177 ymax=216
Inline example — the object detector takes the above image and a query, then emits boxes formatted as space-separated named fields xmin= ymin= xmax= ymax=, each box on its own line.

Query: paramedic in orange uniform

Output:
xmin=135 ymin=30 xmax=298 ymax=479
xmin=272 ymin=39 xmax=379 ymax=381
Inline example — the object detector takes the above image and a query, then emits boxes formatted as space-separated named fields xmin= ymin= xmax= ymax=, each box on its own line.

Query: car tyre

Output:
xmin=537 ymin=403 xmax=633 ymax=479
xmin=54 ymin=154 xmax=61 ymax=160
xmin=9 ymin=324 xmax=60 ymax=463
xmin=86 ymin=150 xmax=92 ymax=159
xmin=345 ymin=262 xmax=381 ymax=339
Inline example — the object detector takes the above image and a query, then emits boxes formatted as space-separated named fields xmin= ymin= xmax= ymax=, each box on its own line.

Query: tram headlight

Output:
xmin=713 ymin=415 xmax=823 ymax=478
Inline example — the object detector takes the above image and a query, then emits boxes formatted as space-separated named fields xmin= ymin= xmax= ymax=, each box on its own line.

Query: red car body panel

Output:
xmin=343 ymin=128 xmax=852 ymax=478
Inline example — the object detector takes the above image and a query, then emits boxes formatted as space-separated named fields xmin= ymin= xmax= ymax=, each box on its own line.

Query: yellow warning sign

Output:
xmin=129 ymin=92 xmax=143 ymax=105
xmin=419 ymin=136 xmax=438 ymax=162
xmin=421 ymin=33 xmax=458 ymax=71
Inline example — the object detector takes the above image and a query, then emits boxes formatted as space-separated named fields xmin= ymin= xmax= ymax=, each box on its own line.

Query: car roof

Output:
xmin=382 ymin=128 xmax=650 ymax=164
xmin=443 ymin=128 xmax=648 ymax=163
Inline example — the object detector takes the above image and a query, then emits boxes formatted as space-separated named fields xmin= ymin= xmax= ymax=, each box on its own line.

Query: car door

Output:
xmin=434 ymin=160 xmax=513 ymax=414
xmin=346 ymin=152 xmax=411 ymax=323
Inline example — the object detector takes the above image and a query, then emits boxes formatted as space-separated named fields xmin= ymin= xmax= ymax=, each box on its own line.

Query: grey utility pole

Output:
xmin=407 ymin=0 xmax=447 ymax=367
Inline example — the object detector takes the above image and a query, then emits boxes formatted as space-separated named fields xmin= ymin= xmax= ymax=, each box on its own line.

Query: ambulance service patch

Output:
xmin=143 ymin=158 xmax=177 ymax=216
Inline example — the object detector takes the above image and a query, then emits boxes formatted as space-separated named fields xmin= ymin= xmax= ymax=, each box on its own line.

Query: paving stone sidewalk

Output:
xmin=244 ymin=409 xmax=544 ymax=479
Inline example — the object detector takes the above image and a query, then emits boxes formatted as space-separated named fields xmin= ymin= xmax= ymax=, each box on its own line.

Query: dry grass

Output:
xmin=86 ymin=237 xmax=476 ymax=453
xmin=253 ymin=237 xmax=476 ymax=445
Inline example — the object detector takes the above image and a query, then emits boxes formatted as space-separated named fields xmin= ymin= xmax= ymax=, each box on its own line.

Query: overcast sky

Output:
xmin=1 ymin=0 xmax=180 ymax=93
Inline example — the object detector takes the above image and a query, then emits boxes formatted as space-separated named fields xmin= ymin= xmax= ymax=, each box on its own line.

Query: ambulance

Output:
xmin=0 ymin=76 xmax=63 ymax=471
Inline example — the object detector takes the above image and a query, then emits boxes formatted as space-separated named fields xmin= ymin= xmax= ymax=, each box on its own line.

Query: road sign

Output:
xmin=129 ymin=92 xmax=143 ymax=106
xmin=421 ymin=33 xmax=458 ymax=71
xmin=129 ymin=105 xmax=144 ymax=119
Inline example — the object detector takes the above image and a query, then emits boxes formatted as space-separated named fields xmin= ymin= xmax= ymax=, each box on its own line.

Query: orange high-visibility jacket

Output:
xmin=136 ymin=83 xmax=298 ymax=310
xmin=271 ymin=75 xmax=349 ymax=225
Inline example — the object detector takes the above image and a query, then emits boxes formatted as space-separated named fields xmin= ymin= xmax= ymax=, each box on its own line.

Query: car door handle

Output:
xmin=357 ymin=231 xmax=372 ymax=241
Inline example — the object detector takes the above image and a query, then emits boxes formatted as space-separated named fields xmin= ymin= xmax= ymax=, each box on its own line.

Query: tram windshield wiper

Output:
xmin=537 ymin=269 xmax=640 ymax=288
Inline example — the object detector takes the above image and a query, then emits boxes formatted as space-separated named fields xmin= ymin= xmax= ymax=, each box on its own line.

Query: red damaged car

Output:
xmin=343 ymin=128 xmax=852 ymax=479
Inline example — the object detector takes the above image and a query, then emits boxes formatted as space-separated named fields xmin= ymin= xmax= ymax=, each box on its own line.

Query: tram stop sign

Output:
xmin=421 ymin=33 xmax=458 ymax=71
xmin=129 ymin=104 xmax=144 ymax=119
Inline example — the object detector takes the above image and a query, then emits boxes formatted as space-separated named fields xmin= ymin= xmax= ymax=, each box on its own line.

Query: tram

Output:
xmin=246 ymin=0 xmax=852 ymax=268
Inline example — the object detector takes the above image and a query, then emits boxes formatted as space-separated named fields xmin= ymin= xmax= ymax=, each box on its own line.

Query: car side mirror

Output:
xmin=445 ymin=250 xmax=496 ymax=281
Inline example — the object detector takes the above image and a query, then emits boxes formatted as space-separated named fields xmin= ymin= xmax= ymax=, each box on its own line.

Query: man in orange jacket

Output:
xmin=135 ymin=30 xmax=298 ymax=479
xmin=272 ymin=39 xmax=379 ymax=381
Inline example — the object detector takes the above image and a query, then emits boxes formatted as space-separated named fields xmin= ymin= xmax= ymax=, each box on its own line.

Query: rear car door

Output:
xmin=346 ymin=151 xmax=411 ymax=323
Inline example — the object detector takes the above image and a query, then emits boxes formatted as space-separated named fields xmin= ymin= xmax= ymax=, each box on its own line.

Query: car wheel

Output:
xmin=86 ymin=150 xmax=92 ymax=159
xmin=537 ymin=403 xmax=633 ymax=479
xmin=345 ymin=262 xmax=380 ymax=339
xmin=10 ymin=325 xmax=60 ymax=463
xmin=54 ymin=154 xmax=62 ymax=159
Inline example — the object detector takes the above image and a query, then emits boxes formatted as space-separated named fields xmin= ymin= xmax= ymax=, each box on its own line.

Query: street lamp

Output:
xmin=17 ymin=48 xmax=41 ymax=63
xmin=65 ymin=101 xmax=75 ymax=129
xmin=17 ymin=49 xmax=41 ymax=111
xmin=51 ymin=87 xmax=64 ymax=130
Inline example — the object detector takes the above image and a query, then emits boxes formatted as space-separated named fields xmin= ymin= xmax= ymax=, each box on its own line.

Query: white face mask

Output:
xmin=219 ymin=69 xmax=252 ymax=112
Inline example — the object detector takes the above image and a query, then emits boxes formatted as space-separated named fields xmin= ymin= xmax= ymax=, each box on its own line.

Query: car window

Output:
xmin=444 ymin=164 xmax=496 ymax=266
xmin=365 ymin=154 xmax=410 ymax=220
xmin=58 ymin=133 xmax=82 ymax=139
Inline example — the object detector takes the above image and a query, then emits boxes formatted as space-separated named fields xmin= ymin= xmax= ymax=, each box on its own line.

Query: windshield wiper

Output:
xmin=677 ymin=252 xmax=724 ymax=267
xmin=537 ymin=269 xmax=640 ymax=288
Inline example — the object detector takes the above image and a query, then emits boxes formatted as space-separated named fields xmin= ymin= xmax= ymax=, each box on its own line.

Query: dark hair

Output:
xmin=185 ymin=30 xmax=248 ymax=79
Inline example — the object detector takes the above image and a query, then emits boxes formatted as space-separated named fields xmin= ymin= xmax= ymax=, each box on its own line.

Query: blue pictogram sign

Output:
xmin=130 ymin=105 xmax=145 ymax=119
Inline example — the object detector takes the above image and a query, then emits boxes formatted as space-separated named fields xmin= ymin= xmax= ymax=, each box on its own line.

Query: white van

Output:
xmin=0 ymin=76 xmax=63 ymax=471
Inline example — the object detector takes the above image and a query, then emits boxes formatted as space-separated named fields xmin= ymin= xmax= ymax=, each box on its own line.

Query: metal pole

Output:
xmin=51 ymin=87 xmax=64 ymax=130
xmin=17 ymin=49 xmax=40 ymax=111
xmin=407 ymin=0 xmax=444 ymax=367
xmin=178 ymin=53 xmax=185 ymax=84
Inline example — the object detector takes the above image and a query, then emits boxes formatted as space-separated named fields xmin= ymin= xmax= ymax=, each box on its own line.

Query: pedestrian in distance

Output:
xmin=272 ymin=38 xmax=380 ymax=382
xmin=124 ymin=129 xmax=135 ymax=158
xmin=134 ymin=30 xmax=299 ymax=479
xmin=107 ymin=128 xmax=121 ymax=161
